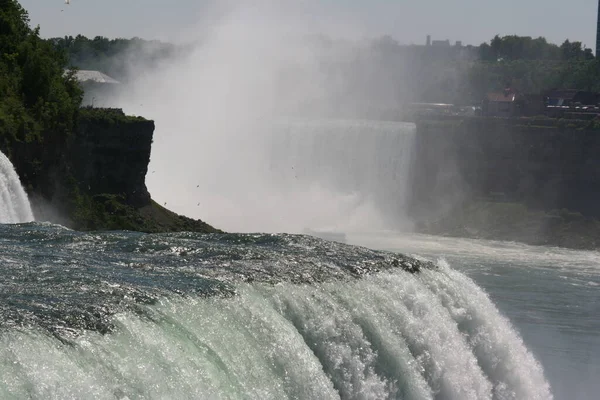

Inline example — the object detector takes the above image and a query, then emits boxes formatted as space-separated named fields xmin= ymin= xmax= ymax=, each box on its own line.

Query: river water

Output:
xmin=0 ymin=223 xmax=563 ymax=399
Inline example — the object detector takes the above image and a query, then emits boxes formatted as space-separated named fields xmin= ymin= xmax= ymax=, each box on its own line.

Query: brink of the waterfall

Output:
xmin=0 ymin=150 xmax=34 ymax=224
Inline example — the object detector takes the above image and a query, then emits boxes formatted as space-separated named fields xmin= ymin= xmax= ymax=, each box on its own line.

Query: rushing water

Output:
xmin=348 ymin=232 xmax=600 ymax=400
xmin=0 ymin=223 xmax=552 ymax=399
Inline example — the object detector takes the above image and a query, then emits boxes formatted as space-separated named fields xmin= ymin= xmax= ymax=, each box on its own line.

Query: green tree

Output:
xmin=559 ymin=40 xmax=594 ymax=61
xmin=483 ymin=35 xmax=561 ymax=61
xmin=0 ymin=0 xmax=82 ymax=188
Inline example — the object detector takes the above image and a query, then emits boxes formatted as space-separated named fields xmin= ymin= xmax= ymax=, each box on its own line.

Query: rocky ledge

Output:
xmin=21 ymin=107 xmax=220 ymax=233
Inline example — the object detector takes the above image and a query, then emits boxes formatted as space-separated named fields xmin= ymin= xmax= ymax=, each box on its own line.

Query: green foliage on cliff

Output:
xmin=0 ymin=0 xmax=82 ymax=176
xmin=70 ymin=192 xmax=221 ymax=234
xmin=0 ymin=2 xmax=220 ymax=233
xmin=78 ymin=107 xmax=147 ymax=123
xmin=364 ymin=35 xmax=600 ymax=106
xmin=373 ymin=34 xmax=600 ymax=106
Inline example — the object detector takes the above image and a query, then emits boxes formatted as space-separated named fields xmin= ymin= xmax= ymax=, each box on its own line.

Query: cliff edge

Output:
xmin=25 ymin=108 xmax=220 ymax=233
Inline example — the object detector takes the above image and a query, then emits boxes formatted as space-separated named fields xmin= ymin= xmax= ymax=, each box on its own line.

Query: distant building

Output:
xmin=545 ymin=89 xmax=579 ymax=106
xmin=543 ymin=89 xmax=600 ymax=118
xmin=544 ymin=89 xmax=600 ymax=106
xmin=431 ymin=39 xmax=451 ymax=47
xmin=521 ymin=94 xmax=545 ymax=116
xmin=404 ymin=103 xmax=455 ymax=119
xmin=419 ymin=37 xmax=478 ymax=62
xmin=483 ymin=89 xmax=520 ymax=117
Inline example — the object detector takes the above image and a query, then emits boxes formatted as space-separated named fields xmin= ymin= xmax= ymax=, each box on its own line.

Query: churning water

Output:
xmin=349 ymin=232 xmax=600 ymax=400
xmin=0 ymin=224 xmax=552 ymax=399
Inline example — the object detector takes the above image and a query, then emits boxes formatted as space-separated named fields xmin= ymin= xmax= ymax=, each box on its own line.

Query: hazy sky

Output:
xmin=20 ymin=0 xmax=599 ymax=48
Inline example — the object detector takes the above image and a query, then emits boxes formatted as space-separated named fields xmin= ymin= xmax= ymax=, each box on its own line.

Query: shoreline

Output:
xmin=413 ymin=201 xmax=600 ymax=251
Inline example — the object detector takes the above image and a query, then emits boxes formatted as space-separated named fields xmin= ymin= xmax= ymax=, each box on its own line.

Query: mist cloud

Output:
xmin=110 ymin=0 xmax=412 ymax=233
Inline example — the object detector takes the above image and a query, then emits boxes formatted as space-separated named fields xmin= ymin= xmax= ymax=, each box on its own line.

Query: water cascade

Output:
xmin=0 ymin=228 xmax=552 ymax=399
xmin=268 ymin=119 xmax=416 ymax=232
xmin=0 ymin=150 xmax=34 ymax=223
xmin=0 ymin=264 xmax=552 ymax=399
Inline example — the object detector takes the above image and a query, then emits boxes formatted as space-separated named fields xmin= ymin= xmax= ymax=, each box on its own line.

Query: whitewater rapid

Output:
xmin=349 ymin=231 xmax=600 ymax=400
xmin=0 ymin=226 xmax=552 ymax=400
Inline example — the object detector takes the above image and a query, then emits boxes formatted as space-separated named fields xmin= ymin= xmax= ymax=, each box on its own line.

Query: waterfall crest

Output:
xmin=0 ymin=264 xmax=552 ymax=399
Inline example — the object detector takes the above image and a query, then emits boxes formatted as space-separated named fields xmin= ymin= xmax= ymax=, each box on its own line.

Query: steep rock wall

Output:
xmin=1 ymin=108 xmax=219 ymax=233
xmin=411 ymin=117 xmax=600 ymax=219
xmin=70 ymin=109 xmax=153 ymax=207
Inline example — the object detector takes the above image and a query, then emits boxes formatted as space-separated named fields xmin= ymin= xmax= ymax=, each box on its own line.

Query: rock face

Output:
xmin=70 ymin=109 xmax=153 ymax=207
xmin=15 ymin=107 xmax=220 ymax=233
xmin=410 ymin=116 xmax=600 ymax=249
xmin=411 ymin=117 xmax=600 ymax=220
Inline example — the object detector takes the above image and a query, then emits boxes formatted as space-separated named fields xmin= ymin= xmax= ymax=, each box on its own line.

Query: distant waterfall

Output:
xmin=0 ymin=150 xmax=34 ymax=223
xmin=269 ymin=119 xmax=416 ymax=231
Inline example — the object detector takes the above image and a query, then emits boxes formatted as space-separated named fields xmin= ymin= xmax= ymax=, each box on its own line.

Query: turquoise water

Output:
xmin=0 ymin=223 xmax=552 ymax=399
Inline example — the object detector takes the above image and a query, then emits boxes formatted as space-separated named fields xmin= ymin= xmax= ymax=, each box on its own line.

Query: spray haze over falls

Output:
xmin=108 ymin=1 xmax=417 ymax=234
xmin=268 ymin=119 xmax=416 ymax=232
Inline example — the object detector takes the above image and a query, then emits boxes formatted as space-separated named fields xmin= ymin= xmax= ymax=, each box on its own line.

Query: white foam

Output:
xmin=0 ymin=268 xmax=552 ymax=399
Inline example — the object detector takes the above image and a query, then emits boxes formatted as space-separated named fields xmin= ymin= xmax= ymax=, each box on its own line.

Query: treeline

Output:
xmin=467 ymin=59 xmax=600 ymax=98
xmin=466 ymin=36 xmax=600 ymax=101
xmin=361 ymin=35 xmax=600 ymax=107
xmin=416 ymin=60 xmax=600 ymax=106
xmin=44 ymin=30 xmax=600 ymax=112
xmin=0 ymin=0 xmax=81 ymax=181
xmin=48 ymin=35 xmax=179 ymax=82
xmin=479 ymin=35 xmax=594 ymax=61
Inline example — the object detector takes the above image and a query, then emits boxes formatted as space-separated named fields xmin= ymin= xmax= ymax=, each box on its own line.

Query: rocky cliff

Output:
xmin=412 ymin=117 xmax=600 ymax=217
xmin=70 ymin=108 xmax=153 ymax=207
xmin=6 ymin=107 xmax=220 ymax=233
xmin=411 ymin=116 xmax=600 ymax=248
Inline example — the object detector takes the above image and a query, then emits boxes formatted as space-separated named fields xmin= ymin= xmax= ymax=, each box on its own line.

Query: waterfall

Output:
xmin=268 ymin=118 xmax=416 ymax=231
xmin=0 ymin=264 xmax=552 ymax=399
xmin=0 ymin=150 xmax=34 ymax=223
